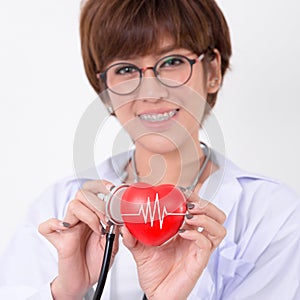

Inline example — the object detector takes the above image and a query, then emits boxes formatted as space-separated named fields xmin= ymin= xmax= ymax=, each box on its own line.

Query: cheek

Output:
xmin=177 ymin=109 xmax=202 ymax=139
xmin=187 ymin=66 xmax=208 ymax=98
xmin=114 ymin=102 xmax=135 ymax=124
xmin=114 ymin=103 xmax=143 ymax=141
xmin=172 ymin=85 xmax=207 ymax=127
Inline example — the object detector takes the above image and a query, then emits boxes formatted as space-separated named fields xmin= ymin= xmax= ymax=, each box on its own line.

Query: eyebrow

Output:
xmin=107 ymin=44 xmax=194 ymax=68
xmin=154 ymin=44 xmax=178 ymax=56
xmin=114 ymin=44 xmax=180 ymax=61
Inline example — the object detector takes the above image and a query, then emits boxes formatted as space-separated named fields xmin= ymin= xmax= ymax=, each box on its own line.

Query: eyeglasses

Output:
xmin=96 ymin=52 xmax=206 ymax=95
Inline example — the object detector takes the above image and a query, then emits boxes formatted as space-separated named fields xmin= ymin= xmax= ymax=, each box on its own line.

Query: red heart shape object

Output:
xmin=120 ymin=183 xmax=186 ymax=246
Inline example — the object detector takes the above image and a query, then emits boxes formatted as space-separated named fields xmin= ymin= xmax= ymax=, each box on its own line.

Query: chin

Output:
xmin=135 ymin=132 xmax=191 ymax=155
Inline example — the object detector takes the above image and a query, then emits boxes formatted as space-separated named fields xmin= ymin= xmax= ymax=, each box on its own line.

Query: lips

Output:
xmin=138 ymin=108 xmax=179 ymax=123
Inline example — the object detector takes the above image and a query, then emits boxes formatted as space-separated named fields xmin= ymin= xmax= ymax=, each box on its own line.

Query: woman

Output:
xmin=1 ymin=1 xmax=299 ymax=299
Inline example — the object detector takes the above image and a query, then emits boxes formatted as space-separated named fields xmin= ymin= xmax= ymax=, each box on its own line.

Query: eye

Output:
xmin=159 ymin=56 xmax=185 ymax=68
xmin=114 ymin=64 xmax=139 ymax=76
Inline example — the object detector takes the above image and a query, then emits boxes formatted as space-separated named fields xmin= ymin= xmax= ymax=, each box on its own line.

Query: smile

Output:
xmin=138 ymin=109 xmax=179 ymax=122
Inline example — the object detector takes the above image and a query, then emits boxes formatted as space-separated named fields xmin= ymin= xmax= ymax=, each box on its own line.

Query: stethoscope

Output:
xmin=93 ymin=142 xmax=211 ymax=300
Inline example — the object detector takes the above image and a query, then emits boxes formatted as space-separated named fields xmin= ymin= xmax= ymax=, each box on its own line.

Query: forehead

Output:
xmin=114 ymin=35 xmax=180 ymax=61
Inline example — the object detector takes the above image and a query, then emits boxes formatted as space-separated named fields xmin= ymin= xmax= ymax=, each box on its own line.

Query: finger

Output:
xmin=201 ymin=230 xmax=225 ymax=251
xmin=75 ymin=189 xmax=106 ymax=215
xmin=184 ymin=214 xmax=226 ymax=249
xmin=186 ymin=192 xmax=210 ymax=209
xmin=178 ymin=230 xmax=213 ymax=272
xmin=179 ymin=230 xmax=213 ymax=280
xmin=185 ymin=214 xmax=226 ymax=239
xmin=82 ymin=180 xmax=115 ymax=194
xmin=38 ymin=218 xmax=70 ymax=235
xmin=186 ymin=195 xmax=226 ymax=225
xmin=38 ymin=218 xmax=71 ymax=247
xmin=178 ymin=229 xmax=212 ymax=252
xmin=74 ymin=189 xmax=110 ymax=228
xmin=121 ymin=226 xmax=139 ymax=250
xmin=64 ymin=199 xmax=102 ymax=234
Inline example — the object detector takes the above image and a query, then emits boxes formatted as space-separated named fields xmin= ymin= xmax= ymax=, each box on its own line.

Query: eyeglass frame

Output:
xmin=96 ymin=50 xmax=207 ymax=95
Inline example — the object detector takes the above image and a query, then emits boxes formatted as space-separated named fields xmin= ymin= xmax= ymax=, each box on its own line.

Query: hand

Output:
xmin=122 ymin=191 xmax=226 ymax=300
xmin=38 ymin=180 xmax=118 ymax=300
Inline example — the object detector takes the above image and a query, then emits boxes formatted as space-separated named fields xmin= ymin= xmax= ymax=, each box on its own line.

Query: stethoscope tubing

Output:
xmin=93 ymin=224 xmax=116 ymax=300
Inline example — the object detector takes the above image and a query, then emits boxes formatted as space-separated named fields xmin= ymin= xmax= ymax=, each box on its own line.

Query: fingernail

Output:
xmin=186 ymin=214 xmax=193 ymax=219
xmin=187 ymin=203 xmax=195 ymax=210
xmin=178 ymin=228 xmax=186 ymax=233
xmin=62 ymin=222 xmax=70 ymax=228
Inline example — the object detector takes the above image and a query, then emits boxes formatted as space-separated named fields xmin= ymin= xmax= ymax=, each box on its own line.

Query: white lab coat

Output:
xmin=1 ymin=150 xmax=300 ymax=300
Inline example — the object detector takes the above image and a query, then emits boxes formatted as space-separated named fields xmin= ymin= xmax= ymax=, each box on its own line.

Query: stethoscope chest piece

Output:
xmin=105 ymin=185 xmax=129 ymax=226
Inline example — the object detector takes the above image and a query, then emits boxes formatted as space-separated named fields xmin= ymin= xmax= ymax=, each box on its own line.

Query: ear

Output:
xmin=206 ymin=49 xmax=222 ymax=94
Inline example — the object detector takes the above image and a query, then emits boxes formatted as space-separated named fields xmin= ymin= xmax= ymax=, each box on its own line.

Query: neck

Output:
xmin=129 ymin=138 xmax=208 ymax=189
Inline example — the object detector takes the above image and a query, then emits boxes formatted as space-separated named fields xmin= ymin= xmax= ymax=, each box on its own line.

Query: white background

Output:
xmin=0 ymin=0 xmax=299 ymax=254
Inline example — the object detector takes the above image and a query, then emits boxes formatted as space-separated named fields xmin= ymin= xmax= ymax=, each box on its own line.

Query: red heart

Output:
xmin=120 ymin=183 xmax=186 ymax=246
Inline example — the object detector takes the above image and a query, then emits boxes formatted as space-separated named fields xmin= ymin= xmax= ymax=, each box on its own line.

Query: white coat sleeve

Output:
xmin=0 ymin=177 xmax=84 ymax=299
xmin=220 ymin=181 xmax=300 ymax=300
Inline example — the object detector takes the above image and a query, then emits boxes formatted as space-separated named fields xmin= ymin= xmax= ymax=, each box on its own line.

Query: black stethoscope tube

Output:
xmin=93 ymin=226 xmax=116 ymax=300
xmin=92 ymin=225 xmax=148 ymax=300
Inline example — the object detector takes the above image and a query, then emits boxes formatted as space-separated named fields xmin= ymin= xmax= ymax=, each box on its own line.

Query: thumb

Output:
xmin=120 ymin=226 xmax=138 ymax=249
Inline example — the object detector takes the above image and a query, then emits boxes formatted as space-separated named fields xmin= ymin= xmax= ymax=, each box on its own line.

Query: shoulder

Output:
xmin=215 ymin=154 xmax=300 ymax=255
xmin=211 ymin=151 xmax=300 ymax=216
xmin=234 ymin=174 xmax=300 ymax=240
xmin=228 ymin=159 xmax=300 ymax=220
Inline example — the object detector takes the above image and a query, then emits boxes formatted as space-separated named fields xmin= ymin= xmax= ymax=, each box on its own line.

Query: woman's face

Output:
xmin=103 ymin=38 xmax=221 ymax=154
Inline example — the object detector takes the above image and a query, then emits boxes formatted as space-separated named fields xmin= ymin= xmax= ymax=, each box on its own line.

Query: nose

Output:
xmin=137 ymin=67 xmax=168 ymax=100
xmin=141 ymin=66 xmax=156 ymax=78
xmin=138 ymin=77 xmax=168 ymax=101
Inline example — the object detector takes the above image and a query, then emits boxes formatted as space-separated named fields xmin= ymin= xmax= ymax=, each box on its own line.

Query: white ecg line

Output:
xmin=121 ymin=193 xmax=185 ymax=229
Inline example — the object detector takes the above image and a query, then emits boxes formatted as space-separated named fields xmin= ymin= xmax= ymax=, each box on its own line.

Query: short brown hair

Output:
xmin=80 ymin=0 xmax=232 ymax=109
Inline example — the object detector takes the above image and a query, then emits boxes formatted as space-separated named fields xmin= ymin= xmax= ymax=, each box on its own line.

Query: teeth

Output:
xmin=139 ymin=109 xmax=178 ymax=122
